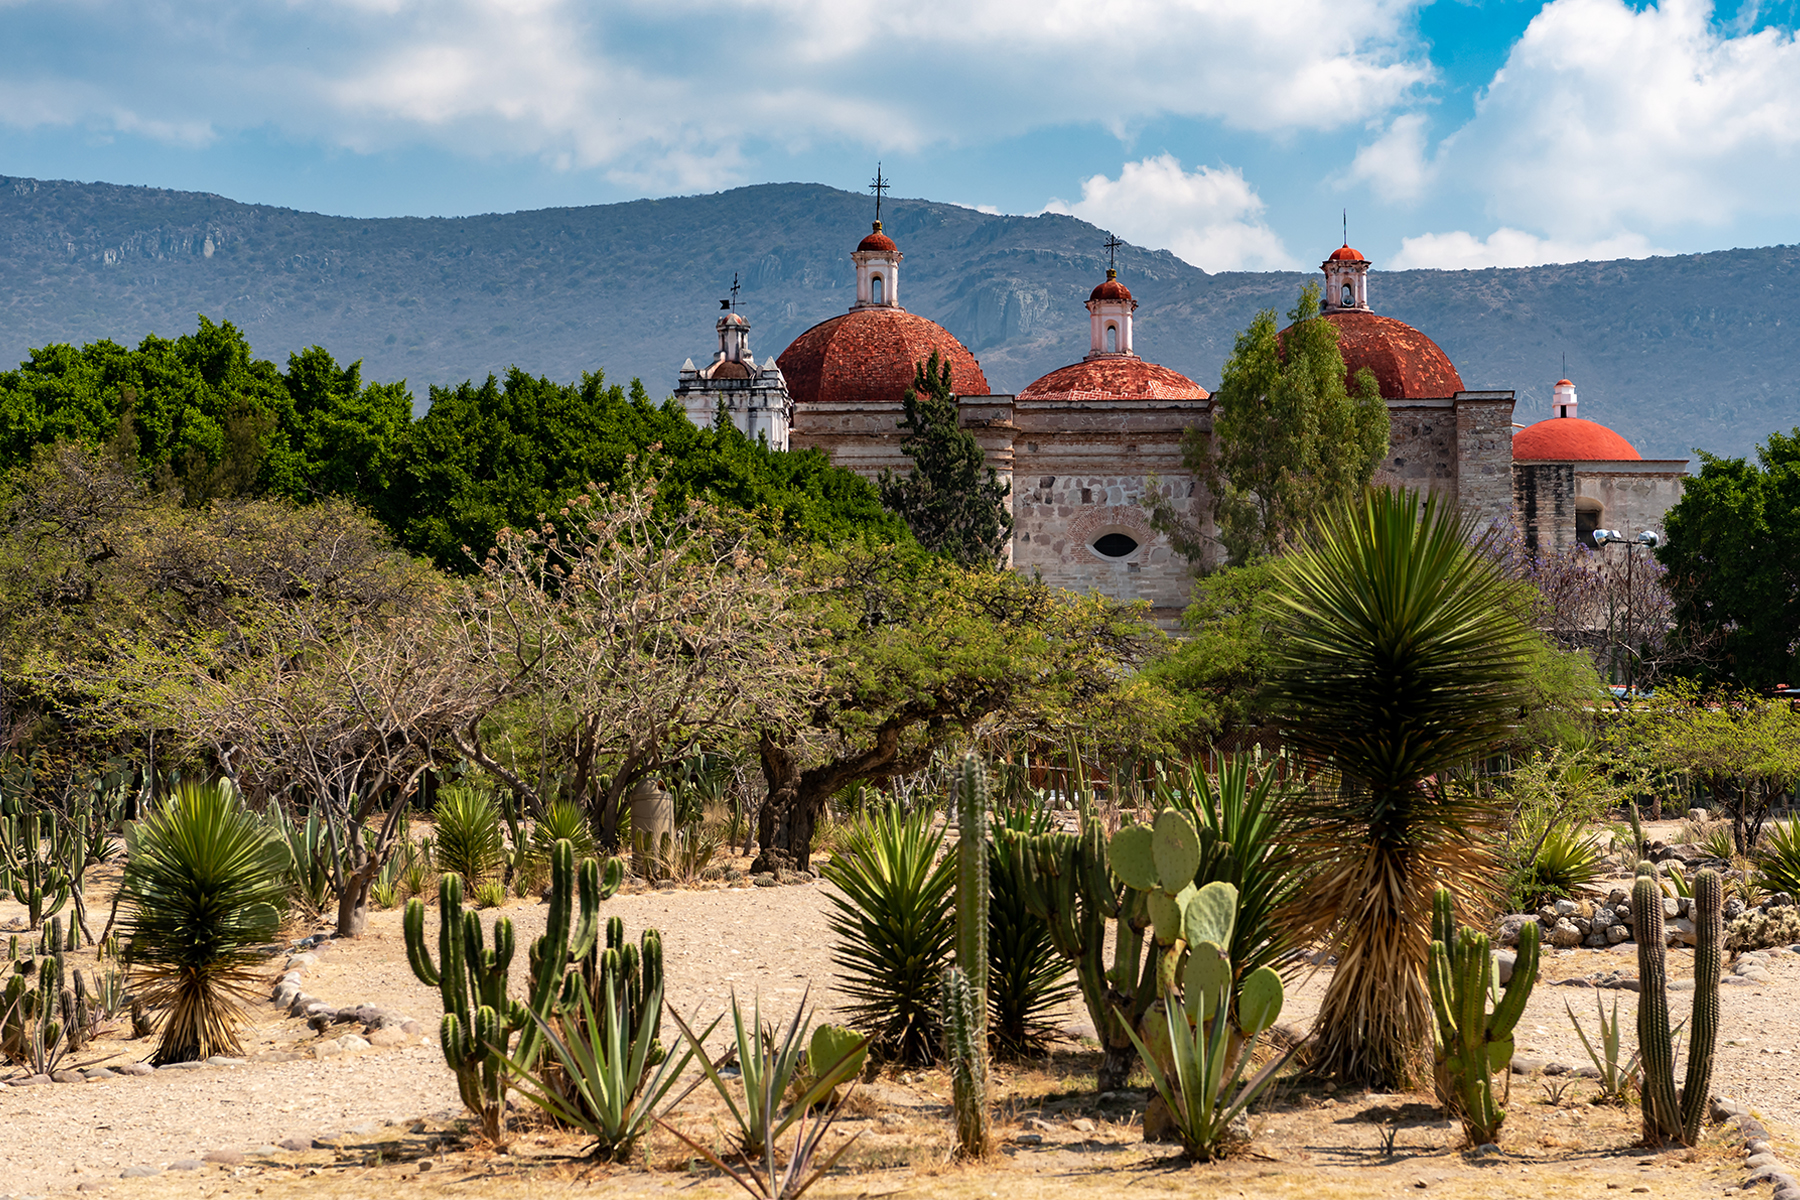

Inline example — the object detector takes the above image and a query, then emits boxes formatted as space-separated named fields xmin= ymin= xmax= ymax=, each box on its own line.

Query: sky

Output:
xmin=1 ymin=0 xmax=1797 ymax=273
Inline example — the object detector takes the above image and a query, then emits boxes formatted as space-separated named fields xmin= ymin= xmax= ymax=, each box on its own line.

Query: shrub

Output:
xmin=434 ymin=785 xmax=505 ymax=889
xmin=529 ymin=798 xmax=598 ymax=868
xmin=119 ymin=780 xmax=290 ymax=1064
xmin=1725 ymin=906 xmax=1800 ymax=954
xmin=1504 ymin=822 xmax=1609 ymax=911
xmin=819 ymin=803 xmax=954 ymax=1065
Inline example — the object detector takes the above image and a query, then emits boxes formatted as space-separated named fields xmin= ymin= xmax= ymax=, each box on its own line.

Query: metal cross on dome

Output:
xmin=720 ymin=272 xmax=741 ymax=311
xmin=870 ymin=164 xmax=889 ymax=222
xmin=1104 ymin=234 xmax=1123 ymax=271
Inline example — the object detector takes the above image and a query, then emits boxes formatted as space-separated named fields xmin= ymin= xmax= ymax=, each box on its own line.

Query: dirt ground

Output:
xmin=1 ymin=852 xmax=1796 ymax=1199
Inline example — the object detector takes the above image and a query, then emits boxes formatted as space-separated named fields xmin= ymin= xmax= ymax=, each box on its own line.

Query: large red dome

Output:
xmin=1020 ymin=357 xmax=1208 ymax=402
xmin=1288 ymin=309 xmax=1465 ymax=399
xmin=778 ymin=309 xmax=989 ymax=409
xmin=1512 ymin=418 xmax=1641 ymax=461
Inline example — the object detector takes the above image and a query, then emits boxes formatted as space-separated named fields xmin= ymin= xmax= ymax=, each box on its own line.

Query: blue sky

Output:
xmin=2 ymin=0 xmax=1797 ymax=271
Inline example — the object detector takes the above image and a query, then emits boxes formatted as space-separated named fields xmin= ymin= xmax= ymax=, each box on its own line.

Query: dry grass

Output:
xmin=78 ymin=1046 xmax=1761 ymax=1200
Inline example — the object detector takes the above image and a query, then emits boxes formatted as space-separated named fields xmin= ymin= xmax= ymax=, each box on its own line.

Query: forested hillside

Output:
xmin=2 ymin=174 xmax=1795 ymax=461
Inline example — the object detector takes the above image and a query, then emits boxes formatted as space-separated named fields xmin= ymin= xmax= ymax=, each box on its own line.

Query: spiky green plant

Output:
xmin=1567 ymin=991 xmax=1638 ymax=1105
xmin=1633 ymin=861 xmax=1723 ymax=1145
xmin=530 ymin=798 xmax=599 ymax=869
xmin=1754 ymin=819 xmax=1800 ymax=896
xmin=434 ymin=785 xmax=506 ymax=890
xmin=119 ymin=780 xmax=290 ymax=1064
xmin=1427 ymin=887 xmax=1539 ymax=1144
xmin=1504 ymin=821 xmax=1610 ymax=911
xmin=1263 ymin=488 xmax=1538 ymax=1087
xmin=820 ymin=803 xmax=954 ymax=1065
xmin=988 ymin=805 xmax=1076 ymax=1060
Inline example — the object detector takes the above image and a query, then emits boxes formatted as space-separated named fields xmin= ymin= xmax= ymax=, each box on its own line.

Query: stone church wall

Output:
xmin=1575 ymin=465 xmax=1687 ymax=541
xmin=1376 ymin=400 xmax=1458 ymax=492
xmin=1513 ymin=462 xmax=1577 ymax=556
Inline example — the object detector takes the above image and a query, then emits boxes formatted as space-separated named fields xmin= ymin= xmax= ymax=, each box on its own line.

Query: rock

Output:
xmin=206 ymin=1056 xmax=245 ymax=1066
xmin=272 ymin=983 xmax=300 ymax=1007
xmin=8 ymin=1073 xmax=51 ymax=1086
xmin=1594 ymin=906 xmax=1617 ymax=928
xmin=203 ymin=1151 xmax=244 ymax=1165
xmin=82 ymin=1068 xmax=119 ymax=1080
xmin=312 ymin=1040 xmax=345 ymax=1059
xmin=286 ymin=952 xmax=319 ymax=969
xmin=1608 ymin=925 xmax=1632 ymax=945
xmin=120 ymin=1166 xmax=161 ymax=1178
xmin=77 ymin=1180 xmax=108 ymax=1191
xmin=336 ymin=1034 xmax=371 ymax=1052
xmin=1493 ymin=950 xmax=1516 ymax=984
xmin=1672 ymin=918 xmax=1697 ymax=946
xmin=1554 ymin=898 xmax=1580 ymax=917
xmin=1617 ymin=901 xmax=1633 ymax=922
xmin=278 ymin=1136 xmax=314 ymax=1152
xmin=375 ymin=1012 xmax=409 ymax=1031
xmin=1069 ymin=1117 xmax=1097 ymax=1133
xmin=50 ymin=1069 xmax=86 ymax=1083
xmin=1556 ymin=977 xmax=1594 ymax=988
xmin=167 ymin=1159 xmax=204 ymax=1171
xmin=1572 ymin=1066 xmax=1603 ymax=1079
xmin=1015 ymin=1132 xmax=1043 ymax=1145
xmin=1749 ymin=1141 xmax=1775 ymax=1156
xmin=1747 ymin=1165 xmax=1799 ymax=1188
xmin=1608 ymin=977 xmax=1641 ymax=992
xmin=1496 ymin=917 xmax=1534 ymax=949
xmin=1608 ymin=887 xmax=1630 ymax=906
xmin=1671 ymin=978 xmax=1697 ymax=990
xmin=287 ymin=994 xmax=318 ymax=1018
xmin=1550 ymin=919 xmax=1584 ymax=948
xmin=1726 ymin=897 xmax=1747 ymax=922
xmin=159 ymin=1060 xmax=207 ymax=1071
xmin=1510 ymin=1055 xmax=1547 ymax=1075
xmin=1689 ymin=808 xmax=1710 ymax=822
xmin=1664 ymin=897 xmax=1681 ymax=917
xmin=114 ymin=1063 xmax=154 ymax=1077
xmin=367 ymin=1027 xmax=410 ymax=1048
xmin=1473 ymin=1143 xmax=1502 ymax=1157
xmin=1738 ymin=968 xmax=1771 ymax=983
xmin=401 ymin=1020 xmax=423 ymax=1037
xmin=1585 ymin=933 xmax=1609 ymax=948
xmin=1747 ymin=1153 xmax=1782 ymax=1169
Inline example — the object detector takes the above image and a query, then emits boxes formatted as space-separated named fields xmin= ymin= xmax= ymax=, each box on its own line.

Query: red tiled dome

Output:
xmin=1089 ymin=276 xmax=1133 ymax=302
xmin=1512 ymin=418 xmax=1641 ymax=461
xmin=779 ymin=309 xmax=989 ymax=409
xmin=1284 ymin=309 xmax=1464 ymax=399
xmin=857 ymin=225 xmax=897 ymax=253
xmin=1020 ymin=357 xmax=1208 ymax=402
xmin=1327 ymin=245 xmax=1368 ymax=262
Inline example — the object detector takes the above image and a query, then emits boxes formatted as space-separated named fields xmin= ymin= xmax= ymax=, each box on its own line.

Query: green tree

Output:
xmin=1263 ymin=488 xmax=1538 ymax=1088
xmin=1139 ymin=560 xmax=1284 ymax=747
xmin=1159 ymin=282 xmax=1387 ymax=566
xmin=1659 ymin=428 xmax=1800 ymax=687
xmin=878 ymin=351 xmax=1013 ymax=567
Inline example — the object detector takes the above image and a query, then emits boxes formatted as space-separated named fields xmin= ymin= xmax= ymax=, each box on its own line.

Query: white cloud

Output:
xmin=1390 ymin=227 xmax=1667 ymax=269
xmin=0 ymin=0 xmax=1431 ymax=194
xmin=1437 ymin=0 xmax=1800 ymax=238
xmin=1344 ymin=112 xmax=1434 ymax=202
xmin=1046 ymin=155 xmax=1300 ymax=272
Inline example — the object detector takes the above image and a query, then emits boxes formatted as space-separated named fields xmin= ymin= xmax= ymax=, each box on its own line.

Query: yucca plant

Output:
xmin=819 ymin=803 xmax=954 ymax=1065
xmin=119 ymin=780 xmax=291 ymax=1064
xmin=529 ymin=798 xmax=599 ymax=868
xmin=988 ymin=805 xmax=1075 ymax=1059
xmin=434 ymin=785 xmax=506 ymax=890
xmin=1754 ymin=819 xmax=1800 ymax=896
xmin=1263 ymin=488 xmax=1538 ymax=1087
xmin=1504 ymin=821 xmax=1609 ymax=911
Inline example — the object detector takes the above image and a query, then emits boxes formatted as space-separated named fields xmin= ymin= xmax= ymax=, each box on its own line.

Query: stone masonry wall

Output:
xmin=1513 ymin=462 xmax=1577 ymax=556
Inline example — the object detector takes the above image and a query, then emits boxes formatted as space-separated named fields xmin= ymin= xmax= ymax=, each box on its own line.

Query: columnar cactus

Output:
xmin=1632 ymin=861 xmax=1724 ymax=1145
xmin=403 ymin=838 xmax=602 ymax=1140
xmin=947 ymin=755 xmax=991 ymax=1157
xmin=942 ymin=964 xmax=989 ymax=1157
xmin=1427 ymin=887 xmax=1539 ymax=1144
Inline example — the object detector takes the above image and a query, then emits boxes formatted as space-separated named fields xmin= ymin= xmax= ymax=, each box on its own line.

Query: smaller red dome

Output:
xmin=1020 ymin=357 xmax=1208 ymax=403
xmin=1555 ymin=378 xmax=1573 ymax=387
xmin=1327 ymin=244 xmax=1367 ymax=262
xmin=1089 ymin=274 xmax=1133 ymax=302
xmin=1512 ymin=417 xmax=1641 ymax=462
xmin=857 ymin=223 xmax=897 ymax=253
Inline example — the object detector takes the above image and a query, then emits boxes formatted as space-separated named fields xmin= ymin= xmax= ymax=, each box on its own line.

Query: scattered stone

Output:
xmin=401 ymin=1020 xmax=423 ymax=1037
xmin=1553 ymin=899 xmax=1580 ymax=917
xmin=272 ymin=983 xmax=300 ymax=1007
xmin=1542 ymin=1062 xmax=1569 ymax=1075
xmin=1491 ymin=948 xmax=1516 ymax=982
xmin=287 ymin=995 xmax=318 ymax=1018
xmin=1510 ymin=1056 xmax=1547 ymax=1075
xmin=336 ymin=1033 xmax=371 ymax=1053
xmin=1747 ymin=1154 xmax=1781 ymax=1169
xmin=1555 ymin=977 xmax=1594 ymax=988
xmin=119 ymin=1166 xmax=160 ymax=1178
xmin=1670 ymin=979 xmax=1696 ymax=991
xmin=206 ymin=1056 xmax=245 ymax=1067
xmin=166 ymin=1160 xmax=203 ymax=1172
xmin=1550 ymin=920 xmax=1583 ymax=948
xmin=114 ymin=1063 xmax=154 ymax=1077
xmin=1496 ymin=917 xmax=1533 ymax=949
xmin=277 ymin=1137 xmax=314 ymax=1152
xmin=1607 ymin=927 xmax=1633 ymax=945
xmin=1069 ymin=1117 xmax=1097 ymax=1134
xmin=1473 ymin=1143 xmax=1502 ymax=1157
xmin=159 ymin=1060 xmax=207 ymax=1071
xmin=1714 ymin=1098 xmax=1752 ymax=1120
xmin=1026 ymin=1117 xmax=1055 ymax=1132
xmin=1749 ymin=1141 xmax=1775 ymax=1156
xmin=285 ymin=952 xmax=318 ymax=969
xmin=202 ymin=1151 xmax=244 ymax=1165
xmin=312 ymin=1040 xmax=344 ymax=1059
xmin=8 ymin=1074 xmax=51 ymax=1086
xmin=1014 ymin=1133 xmax=1043 ymax=1145
xmin=368 ymin=1027 xmax=410 ymax=1048
xmin=49 ymin=1070 xmax=85 ymax=1084
xmin=81 ymin=1068 xmax=119 ymax=1081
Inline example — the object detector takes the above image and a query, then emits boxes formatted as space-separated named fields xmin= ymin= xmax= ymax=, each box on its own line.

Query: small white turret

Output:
xmin=1553 ymin=378 xmax=1577 ymax=419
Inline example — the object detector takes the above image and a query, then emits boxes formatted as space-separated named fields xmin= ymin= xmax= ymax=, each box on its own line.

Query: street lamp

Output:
xmin=1593 ymin=529 xmax=1662 ymax=697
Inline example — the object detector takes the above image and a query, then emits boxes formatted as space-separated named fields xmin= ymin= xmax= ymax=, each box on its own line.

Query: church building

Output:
xmin=674 ymin=204 xmax=1689 ymax=620
xmin=675 ymin=296 xmax=793 ymax=448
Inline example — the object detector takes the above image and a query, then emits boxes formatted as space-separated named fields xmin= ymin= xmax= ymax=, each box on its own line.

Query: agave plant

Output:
xmin=1263 ymin=488 xmax=1538 ymax=1087
xmin=1756 ymin=819 xmax=1800 ymax=896
xmin=988 ymin=806 xmax=1075 ymax=1059
xmin=819 ymin=803 xmax=954 ymax=1065
xmin=1504 ymin=821 xmax=1609 ymax=911
xmin=529 ymin=798 xmax=599 ymax=868
xmin=119 ymin=780 xmax=291 ymax=1064
xmin=434 ymin=785 xmax=505 ymax=890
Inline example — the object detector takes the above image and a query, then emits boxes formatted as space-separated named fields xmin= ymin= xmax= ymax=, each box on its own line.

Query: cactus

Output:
xmin=403 ymin=838 xmax=603 ymax=1140
xmin=943 ymin=965 xmax=989 ymax=1157
xmin=0 ymin=931 xmax=75 ymax=1073
xmin=947 ymin=756 xmax=991 ymax=1157
xmin=1427 ymin=887 xmax=1539 ymax=1144
xmin=561 ymin=913 xmax=665 ymax=1081
xmin=1120 ymin=880 xmax=1291 ymax=1161
xmin=1633 ymin=861 xmax=1723 ymax=1145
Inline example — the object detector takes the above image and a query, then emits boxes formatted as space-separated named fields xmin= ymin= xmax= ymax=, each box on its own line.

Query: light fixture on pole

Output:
xmin=1593 ymin=529 xmax=1662 ymax=697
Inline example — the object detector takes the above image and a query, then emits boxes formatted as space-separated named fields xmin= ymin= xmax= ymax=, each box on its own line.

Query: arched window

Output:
xmin=871 ymin=275 xmax=884 ymax=304
xmin=1105 ymin=323 xmax=1118 ymax=352
xmin=1576 ymin=500 xmax=1604 ymax=548
xmin=1341 ymin=283 xmax=1354 ymax=307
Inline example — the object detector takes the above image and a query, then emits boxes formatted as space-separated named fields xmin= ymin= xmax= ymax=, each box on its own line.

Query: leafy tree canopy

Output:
xmin=877 ymin=351 xmax=1013 ymax=567
xmin=1659 ymin=428 xmax=1800 ymax=687
xmin=1156 ymin=282 xmax=1387 ymax=566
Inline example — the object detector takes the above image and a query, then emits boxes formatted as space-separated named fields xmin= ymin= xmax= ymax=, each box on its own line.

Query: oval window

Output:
xmin=1092 ymin=533 xmax=1139 ymax=558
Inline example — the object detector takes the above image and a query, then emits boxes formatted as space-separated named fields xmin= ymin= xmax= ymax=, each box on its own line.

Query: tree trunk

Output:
xmin=752 ymin=733 xmax=825 ymax=873
xmin=335 ymin=861 xmax=376 ymax=939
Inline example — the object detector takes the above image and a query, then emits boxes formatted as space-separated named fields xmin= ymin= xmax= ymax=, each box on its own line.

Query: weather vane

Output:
xmin=870 ymin=164 xmax=889 ymax=224
xmin=720 ymin=272 xmax=741 ymax=311
xmin=1104 ymin=233 xmax=1124 ymax=272
xmin=1342 ymin=209 xmax=1348 ymax=246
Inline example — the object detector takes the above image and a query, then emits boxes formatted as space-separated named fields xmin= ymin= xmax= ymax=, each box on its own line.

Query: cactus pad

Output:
xmin=1182 ymin=880 xmax=1239 ymax=951
xmin=1108 ymin=824 xmax=1159 ymax=891
xmin=1151 ymin=809 xmax=1201 ymax=891
xmin=1236 ymin=966 xmax=1283 ymax=1036
xmin=1182 ymin=940 xmax=1231 ymax=1021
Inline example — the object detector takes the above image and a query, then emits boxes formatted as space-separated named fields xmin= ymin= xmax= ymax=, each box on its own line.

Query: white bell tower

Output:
xmin=1320 ymin=244 xmax=1371 ymax=313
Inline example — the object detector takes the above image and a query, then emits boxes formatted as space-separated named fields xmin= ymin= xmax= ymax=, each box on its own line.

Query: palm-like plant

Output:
xmin=434 ymin=784 xmax=506 ymax=890
xmin=819 ymin=803 xmax=954 ymax=1065
xmin=1264 ymin=488 xmax=1538 ymax=1087
xmin=120 ymin=780 xmax=291 ymax=1065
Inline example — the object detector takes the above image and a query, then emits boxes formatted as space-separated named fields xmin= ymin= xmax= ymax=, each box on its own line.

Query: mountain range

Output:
xmin=2 ymin=174 xmax=1796 ymax=463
